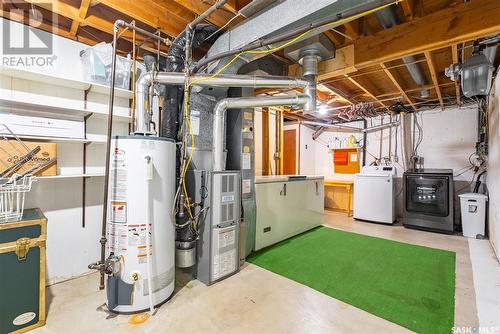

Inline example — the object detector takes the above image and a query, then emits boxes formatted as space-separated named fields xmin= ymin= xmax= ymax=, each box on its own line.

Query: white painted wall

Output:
xmin=299 ymin=125 xmax=316 ymax=175
xmin=1 ymin=18 xmax=130 ymax=284
xmin=487 ymin=72 xmax=500 ymax=261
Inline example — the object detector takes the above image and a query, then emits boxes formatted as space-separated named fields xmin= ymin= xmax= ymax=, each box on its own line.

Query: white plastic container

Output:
xmin=0 ymin=113 xmax=84 ymax=139
xmin=459 ymin=193 xmax=488 ymax=238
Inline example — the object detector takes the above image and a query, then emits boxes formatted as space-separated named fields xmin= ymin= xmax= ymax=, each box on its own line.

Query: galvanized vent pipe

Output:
xmin=301 ymin=50 xmax=320 ymax=114
xmin=212 ymin=94 xmax=311 ymax=171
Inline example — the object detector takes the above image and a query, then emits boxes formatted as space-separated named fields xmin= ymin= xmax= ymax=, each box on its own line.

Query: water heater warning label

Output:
xmin=110 ymin=159 xmax=127 ymax=201
xmin=127 ymin=224 xmax=152 ymax=246
xmin=111 ymin=201 xmax=127 ymax=223
xmin=108 ymin=223 xmax=127 ymax=253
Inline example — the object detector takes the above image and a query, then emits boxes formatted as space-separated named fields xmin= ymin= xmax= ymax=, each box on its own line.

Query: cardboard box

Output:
xmin=0 ymin=140 xmax=57 ymax=176
xmin=0 ymin=113 xmax=85 ymax=139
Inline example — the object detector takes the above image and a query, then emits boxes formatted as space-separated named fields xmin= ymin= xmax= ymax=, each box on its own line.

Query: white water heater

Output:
xmin=106 ymin=136 xmax=175 ymax=313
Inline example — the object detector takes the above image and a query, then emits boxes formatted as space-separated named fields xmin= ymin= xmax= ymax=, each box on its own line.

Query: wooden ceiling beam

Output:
xmin=319 ymin=84 xmax=353 ymax=106
xmin=171 ymin=0 xmax=241 ymax=28
xmin=95 ymin=0 xmax=185 ymax=37
xmin=424 ymin=50 xmax=444 ymax=110
xmin=343 ymin=21 xmax=359 ymax=40
xmin=376 ymin=82 xmax=455 ymax=98
xmin=312 ymin=0 xmax=500 ymax=80
xmin=323 ymin=30 xmax=344 ymax=47
xmin=0 ymin=8 xmax=98 ymax=46
xmin=400 ymin=0 xmax=413 ymax=21
xmin=24 ymin=0 xmax=167 ymax=52
xmin=69 ymin=0 xmax=91 ymax=36
xmin=225 ymin=0 xmax=251 ymax=14
xmin=451 ymin=43 xmax=461 ymax=107
xmin=347 ymin=76 xmax=387 ymax=108
xmin=380 ymin=63 xmax=416 ymax=110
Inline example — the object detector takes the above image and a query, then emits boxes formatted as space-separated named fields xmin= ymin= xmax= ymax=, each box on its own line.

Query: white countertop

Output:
xmin=255 ymin=175 xmax=324 ymax=184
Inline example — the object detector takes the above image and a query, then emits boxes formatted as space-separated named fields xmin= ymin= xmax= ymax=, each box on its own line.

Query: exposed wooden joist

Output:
xmin=451 ymin=43 xmax=461 ymax=107
xmin=424 ymin=50 xmax=444 ymax=110
xmin=314 ymin=0 xmax=500 ymax=80
xmin=344 ymin=21 xmax=359 ymax=40
xmin=347 ymin=76 xmax=387 ymax=108
xmin=69 ymin=0 xmax=91 ymax=36
xmin=171 ymin=0 xmax=241 ymax=28
xmin=225 ymin=0 xmax=252 ymax=14
xmin=24 ymin=0 xmax=167 ymax=53
xmin=95 ymin=0 xmax=186 ymax=37
xmin=320 ymin=84 xmax=353 ymax=106
xmin=324 ymin=30 xmax=343 ymax=47
xmin=25 ymin=0 xmax=127 ymax=38
xmin=355 ymin=0 xmax=500 ymax=67
xmin=0 ymin=8 xmax=98 ymax=46
xmin=376 ymin=82 xmax=455 ymax=98
xmin=380 ymin=63 xmax=416 ymax=110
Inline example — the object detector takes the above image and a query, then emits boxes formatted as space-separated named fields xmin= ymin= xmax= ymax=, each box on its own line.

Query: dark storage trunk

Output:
xmin=0 ymin=209 xmax=46 ymax=334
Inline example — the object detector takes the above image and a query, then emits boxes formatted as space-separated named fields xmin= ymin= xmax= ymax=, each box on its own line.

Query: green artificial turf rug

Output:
xmin=247 ymin=226 xmax=456 ymax=334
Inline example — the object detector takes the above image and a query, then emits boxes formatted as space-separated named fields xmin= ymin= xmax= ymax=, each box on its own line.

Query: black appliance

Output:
xmin=403 ymin=169 xmax=454 ymax=233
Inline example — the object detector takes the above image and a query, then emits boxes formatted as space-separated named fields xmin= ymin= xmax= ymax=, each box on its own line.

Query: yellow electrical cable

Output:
xmin=180 ymin=0 xmax=402 ymax=225
xmin=181 ymin=53 xmax=244 ymax=222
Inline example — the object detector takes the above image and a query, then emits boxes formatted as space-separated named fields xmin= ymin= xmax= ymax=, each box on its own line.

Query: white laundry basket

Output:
xmin=459 ymin=193 xmax=488 ymax=238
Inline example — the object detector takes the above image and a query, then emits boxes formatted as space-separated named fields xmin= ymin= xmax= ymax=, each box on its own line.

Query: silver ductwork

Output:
xmin=207 ymin=0 xmax=392 ymax=59
xmin=134 ymin=72 xmax=310 ymax=134
xmin=302 ymin=53 xmax=319 ymax=114
xmin=213 ymin=94 xmax=311 ymax=171
xmin=301 ymin=120 xmax=362 ymax=131
xmin=375 ymin=7 xmax=429 ymax=98
xmin=238 ymin=0 xmax=279 ymax=18
xmin=198 ymin=0 xmax=396 ymax=80
xmin=284 ymin=34 xmax=335 ymax=114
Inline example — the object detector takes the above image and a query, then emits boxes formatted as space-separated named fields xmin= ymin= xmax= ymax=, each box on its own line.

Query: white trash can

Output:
xmin=459 ymin=193 xmax=488 ymax=238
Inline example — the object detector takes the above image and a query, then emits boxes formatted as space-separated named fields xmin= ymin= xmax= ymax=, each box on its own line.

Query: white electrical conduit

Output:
xmin=135 ymin=72 xmax=311 ymax=134
xmin=144 ymin=155 xmax=154 ymax=314
xmin=212 ymin=94 xmax=311 ymax=171
xmin=360 ymin=121 xmax=400 ymax=134
xmin=300 ymin=120 xmax=400 ymax=134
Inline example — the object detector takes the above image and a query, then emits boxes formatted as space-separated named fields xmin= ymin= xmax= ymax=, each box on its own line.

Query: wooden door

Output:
xmin=283 ymin=129 xmax=297 ymax=175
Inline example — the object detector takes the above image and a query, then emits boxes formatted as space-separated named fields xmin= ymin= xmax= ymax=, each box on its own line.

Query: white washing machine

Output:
xmin=354 ymin=166 xmax=396 ymax=224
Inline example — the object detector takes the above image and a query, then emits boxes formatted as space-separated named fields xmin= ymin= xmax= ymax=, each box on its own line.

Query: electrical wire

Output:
xmin=204 ymin=13 xmax=242 ymax=42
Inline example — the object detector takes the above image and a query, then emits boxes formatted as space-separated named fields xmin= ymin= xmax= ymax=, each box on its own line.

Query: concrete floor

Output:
xmin=33 ymin=211 xmax=498 ymax=334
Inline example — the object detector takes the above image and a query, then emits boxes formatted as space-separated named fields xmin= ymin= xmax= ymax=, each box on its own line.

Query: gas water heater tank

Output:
xmin=107 ymin=136 xmax=176 ymax=313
